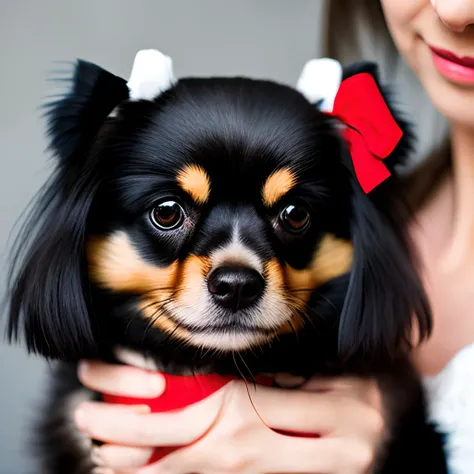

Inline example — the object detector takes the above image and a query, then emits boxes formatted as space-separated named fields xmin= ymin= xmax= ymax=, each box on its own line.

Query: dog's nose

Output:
xmin=207 ymin=267 xmax=265 ymax=312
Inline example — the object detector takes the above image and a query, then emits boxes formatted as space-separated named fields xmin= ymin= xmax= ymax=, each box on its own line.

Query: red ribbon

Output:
xmin=327 ymin=72 xmax=403 ymax=193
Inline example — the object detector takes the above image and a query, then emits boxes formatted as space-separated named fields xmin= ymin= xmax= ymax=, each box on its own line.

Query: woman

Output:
xmin=75 ymin=1 xmax=474 ymax=472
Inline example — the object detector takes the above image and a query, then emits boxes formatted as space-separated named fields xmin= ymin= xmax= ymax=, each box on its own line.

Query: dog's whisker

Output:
xmin=140 ymin=286 xmax=176 ymax=297
xmin=286 ymin=287 xmax=340 ymax=317
xmin=141 ymin=299 xmax=176 ymax=342
xmin=238 ymin=352 xmax=256 ymax=385
xmin=311 ymin=291 xmax=340 ymax=316
xmin=284 ymin=295 xmax=320 ymax=333
xmin=287 ymin=287 xmax=315 ymax=293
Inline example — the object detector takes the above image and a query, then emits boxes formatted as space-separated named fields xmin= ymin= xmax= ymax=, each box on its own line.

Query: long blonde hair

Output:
xmin=323 ymin=0 xmax=450 ymax=207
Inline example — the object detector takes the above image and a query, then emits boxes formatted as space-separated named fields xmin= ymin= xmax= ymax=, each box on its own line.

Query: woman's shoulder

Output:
xmin=424 ymin=342 xmax=474 ymax=474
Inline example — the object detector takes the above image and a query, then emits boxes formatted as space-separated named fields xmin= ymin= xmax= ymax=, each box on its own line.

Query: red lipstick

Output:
xmin=430 ymin=46 xmax=474 ymax=68
xmin=429 ymin=45 xmax=474 ymax=85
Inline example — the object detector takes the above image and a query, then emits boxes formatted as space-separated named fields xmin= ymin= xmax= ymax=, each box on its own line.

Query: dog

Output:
xmin=7 ymin=50 xmax=447 ymax=473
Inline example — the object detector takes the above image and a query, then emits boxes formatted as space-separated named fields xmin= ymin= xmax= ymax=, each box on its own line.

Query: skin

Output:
xmin=76 ymin=1 xmax=474 ymax=472
xmin=381 ymin=0 xmax=474 ymax=376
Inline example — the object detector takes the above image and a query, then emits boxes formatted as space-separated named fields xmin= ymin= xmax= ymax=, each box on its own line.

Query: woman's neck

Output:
xmin=442 ymin=123 xmax=474 ymax=269
xmin=410 ymin=123 xmax=474 ymax=377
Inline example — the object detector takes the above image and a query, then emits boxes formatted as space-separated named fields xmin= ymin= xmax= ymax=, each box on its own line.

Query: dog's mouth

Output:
xmin=144 ymin=254 xmax=301 ymax=351
xmin=157 ymin=305 xmax=294 ymax=351
xmin=177 ymin=320 xmax=277 ymax=335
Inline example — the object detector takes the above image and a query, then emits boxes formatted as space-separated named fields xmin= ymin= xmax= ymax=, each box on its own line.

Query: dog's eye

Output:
xmin=279 ymin=204 xmax=310 ymax=233
xmin=150 ymin=200 xmax=185 ymax=230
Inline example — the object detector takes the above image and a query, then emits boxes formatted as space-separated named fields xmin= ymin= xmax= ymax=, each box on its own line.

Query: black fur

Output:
xmin=6 ymin=58 xmax=447 ymax=473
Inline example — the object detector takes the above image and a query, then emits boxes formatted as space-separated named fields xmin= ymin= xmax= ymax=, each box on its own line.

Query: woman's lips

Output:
xmin=430 ymin=46 xmax=474 ymax=67
xmin=429 ymin=45 xmax=474 ymax=85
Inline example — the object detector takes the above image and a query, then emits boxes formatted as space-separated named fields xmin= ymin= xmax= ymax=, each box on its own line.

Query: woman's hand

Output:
xmin=77 ymin=361 xmax=385 ymax=474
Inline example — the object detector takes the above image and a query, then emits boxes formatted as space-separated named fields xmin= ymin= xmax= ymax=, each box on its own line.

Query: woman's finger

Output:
xmin=75 ymin=387 xmax=227 ymax=446
xmin=266 ymin=435 xmax=373 ymax=474
xmin=91 ymin=468 xmax=116 ymax=474
xmin=78 ymin=360 xmax=165 ymax=398
xmin=303 ymin=375 xmax=383 ymax=407
xmin=302 ymin=375 xmax=365 ymax=392
xmin=245 ymin=384 xmax=369 ymax=435
xmin=138 ymin=432 xmax=371 ymax=474
xmin=135 ymin=428 xmax=277 ymax=474
xmin=93 ymin=444 xmax=153 ymax=469
xmin=137 ymin=446 xmax=206 ymax=474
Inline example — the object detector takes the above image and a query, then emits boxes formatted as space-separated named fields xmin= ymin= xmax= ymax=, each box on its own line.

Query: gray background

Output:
xmin=0 ymin=1 xmax=326 ymax=472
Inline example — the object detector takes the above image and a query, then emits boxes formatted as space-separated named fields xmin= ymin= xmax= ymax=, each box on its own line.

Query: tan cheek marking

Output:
xmin=175 ymin=255 xmax=212 ymax=307
xmin=141 ymin=255 xmax=211 ymax=343
xmin=87 ymin=232 xmax=178 ymax=294
xmin=139 ymin=300 xmax=191 ymax=341
xmin=176 ymin=164 xmax=211 ymax=204
xmin=262 ymin=168 xmax=297 ymax=207
xmin=285 ymin=234 xmax=354 ymax=303
xmin=264 ymin=259 xmax=305 ymax=335
xmin=87 ymin=232 xmax=192 ymax=341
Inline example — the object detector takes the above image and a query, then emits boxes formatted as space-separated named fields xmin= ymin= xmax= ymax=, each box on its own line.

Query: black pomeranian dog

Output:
xmin=7 ymin=50 xmax=447 ymax=473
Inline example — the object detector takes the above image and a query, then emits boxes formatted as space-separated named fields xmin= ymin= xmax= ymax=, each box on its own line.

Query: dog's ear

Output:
xmin=337 ymin=62 xmax=431 ymax=365
xmin=7 ymin=60 xmax=128 ymax=361
xmin=44 ymin=59 xmax=129 ymax=165
xmin=338 ymin=181 xmax=431 ymax=365
xmin=7 ymin=50 xmax=176 ymax=360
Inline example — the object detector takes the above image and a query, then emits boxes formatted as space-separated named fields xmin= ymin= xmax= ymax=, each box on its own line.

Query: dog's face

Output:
xmin=7 ymin=58 xmax=431 ymax=366
xmin=86 ymin=78 xmax=353 ymax=352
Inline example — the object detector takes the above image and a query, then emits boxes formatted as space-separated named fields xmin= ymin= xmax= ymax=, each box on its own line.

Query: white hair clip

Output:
xmin=127 ymin=49 xmax=176 ymax=101
xmin=296 ymin=58 xmax=343 ymax=113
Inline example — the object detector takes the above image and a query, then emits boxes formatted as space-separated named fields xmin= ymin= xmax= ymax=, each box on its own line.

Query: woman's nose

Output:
xmin=431 ymin=0 xmax=474 ymax=32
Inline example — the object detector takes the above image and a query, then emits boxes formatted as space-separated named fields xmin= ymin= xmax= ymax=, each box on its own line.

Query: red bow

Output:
xmin=327 ymin=73 xmax=403 ymax=193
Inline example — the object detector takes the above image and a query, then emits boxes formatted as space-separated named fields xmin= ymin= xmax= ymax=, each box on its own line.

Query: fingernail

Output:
xmin=147 ymin=373 xmax=165 ymax=396
xmin=91 ymin=468 xmax=114 ymax=474
xmin=74 ymin=406 xmax=88 ymax=431
xmin=274 ymin=373 xmax=306 ymax=388
xmin=78 ymin=360 xmax=89 ymax=379
xmin=91 ymin=447 xmax=104 ymax=467
xmin=130 ymin=404 xmax=152 ymax=413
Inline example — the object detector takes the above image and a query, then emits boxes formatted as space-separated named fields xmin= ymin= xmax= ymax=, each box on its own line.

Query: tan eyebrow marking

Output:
xmin=176 ymin=164 xmax=211 ymax=204
xmin=262 ymin=168 xmax=297 ymax=207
